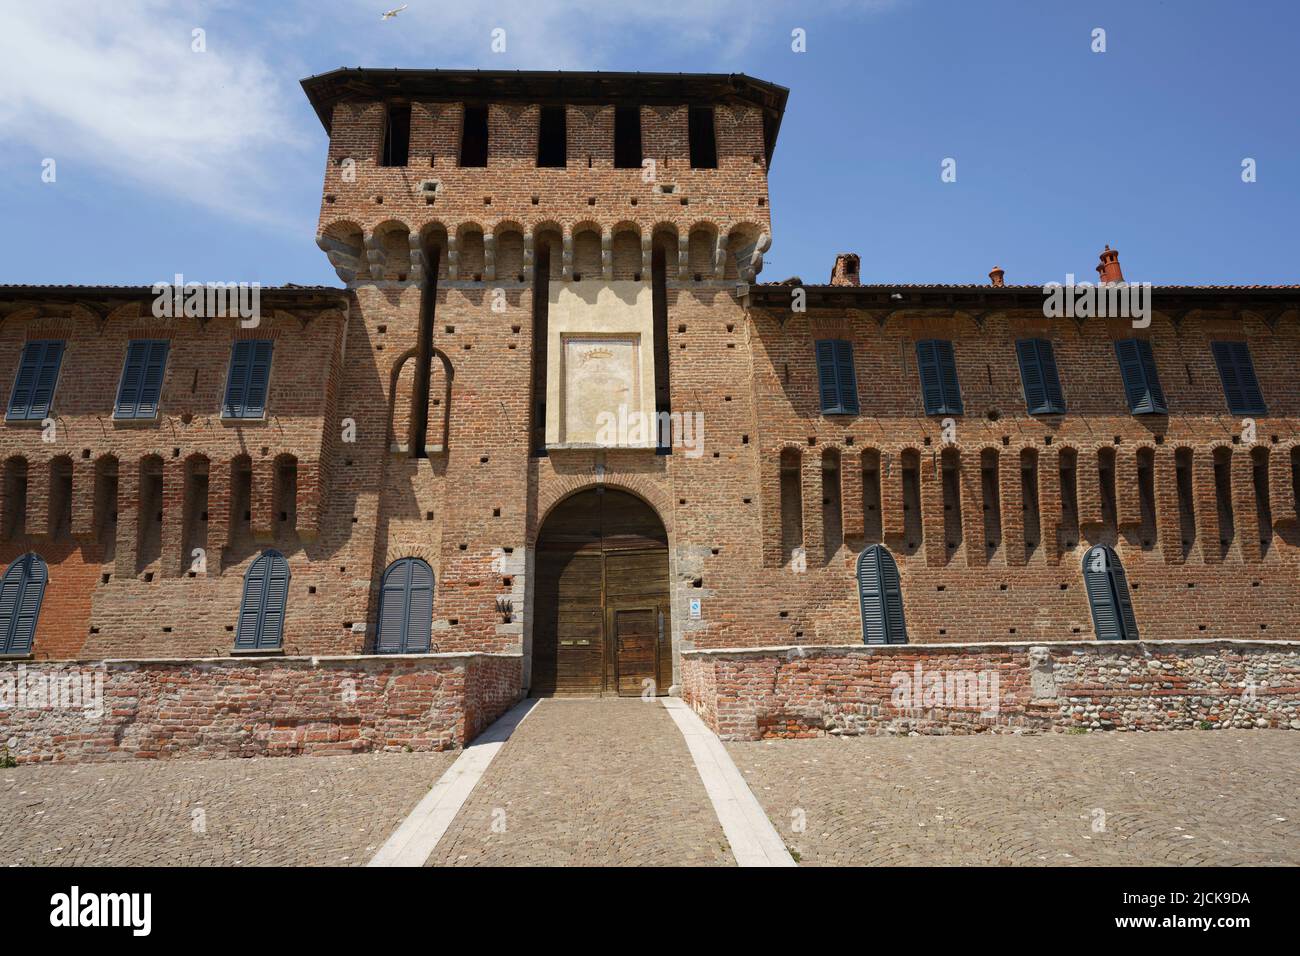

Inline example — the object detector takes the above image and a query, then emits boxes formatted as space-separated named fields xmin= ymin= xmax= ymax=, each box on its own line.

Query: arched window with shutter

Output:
xmin=375 ymin=557 xmax=434 ymax=654
xmin=234 ymin=549 xmax=289 ymax=651
xmin=856 ymin=544 xmax=907 ymax=645
xmin=0 ymin=553 xmax=48 ymax=656
xmin=1082 ymin=545 xmax=1139 ymax=641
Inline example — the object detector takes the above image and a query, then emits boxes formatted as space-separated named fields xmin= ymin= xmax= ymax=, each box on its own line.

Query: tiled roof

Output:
xmin=0 ymin=284 xmax=343 ymax=292
xmin=761 ymin=281 xmax=1300 ymax=292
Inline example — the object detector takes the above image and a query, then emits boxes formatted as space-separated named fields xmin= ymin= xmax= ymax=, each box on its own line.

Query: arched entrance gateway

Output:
xmin=532 ymin=487 xmax=671 ymax=697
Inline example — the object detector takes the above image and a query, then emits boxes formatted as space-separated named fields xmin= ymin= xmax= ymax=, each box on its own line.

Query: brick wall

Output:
xmin=2 ymin=73 xmax=1297 ymax=691
xmin=681 ymin=640 xmax=1300 ymax=740
xmin=0 ymin=652 xmax=521 ymax=763
xmin=314 ymin=89 xmax=774 ymax=673
xmin=734 ymin=302 xmax=1300 ymax=648
xmin=0 ymin=294 xmax=357 ymax=659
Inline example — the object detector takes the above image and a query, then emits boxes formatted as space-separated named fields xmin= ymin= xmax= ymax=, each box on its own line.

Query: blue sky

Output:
xmin=1 ymin=0 xmax=1296 ymax=288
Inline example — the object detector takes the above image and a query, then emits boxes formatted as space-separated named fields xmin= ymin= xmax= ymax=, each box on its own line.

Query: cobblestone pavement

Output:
xmin=426 ymin=698 xmax=734 ymax=866
xmin=728 ymin=730 xmax=1300 ymax=866
xmin=0 ymin=752 xmax=455 ymax=866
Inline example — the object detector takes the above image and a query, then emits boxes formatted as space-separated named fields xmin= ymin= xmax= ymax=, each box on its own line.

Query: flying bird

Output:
xmin=381 ymin=4 xmax=408 ymax=19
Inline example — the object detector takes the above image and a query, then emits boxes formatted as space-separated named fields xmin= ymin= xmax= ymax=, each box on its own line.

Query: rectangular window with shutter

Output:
xmin=6 ymin=340 xmax=65 ymax=422
xmin=222 ymin=340 xmax=273 ymax=419
xmin=915 ymin=339 xmax=963 ymax=415
xmin=114 ymin=340 xmax=170 ymax=420
xmin=1015 ymin=338 xmax=1066 ymax=415
xmin=1210 ymin=341 xmax=1266 ymax=415
xmin=1114 ymin=338 xmax=1167 ymax=414
xmin=814 ymin=339 xmax=859 ymax=415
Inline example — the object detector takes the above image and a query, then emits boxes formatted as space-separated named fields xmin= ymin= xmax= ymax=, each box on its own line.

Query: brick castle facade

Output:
xmin=1 ymin=70 xmax=1297 ymax=756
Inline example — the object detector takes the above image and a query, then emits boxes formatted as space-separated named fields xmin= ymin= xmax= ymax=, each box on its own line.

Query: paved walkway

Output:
xmin=0 ymin=752 xmax=454 ymax=866
xmin=727 ymin=730 xmax=1300 ymax=866
xmin=4 ymin=713 xmax=1296 ymax=867
xmin=426 ymin=698 xmax=735 ymax=866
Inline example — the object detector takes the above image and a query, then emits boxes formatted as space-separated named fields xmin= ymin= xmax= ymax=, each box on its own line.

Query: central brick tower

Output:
xmin=302 ymin=69 xmax=789 ymax=692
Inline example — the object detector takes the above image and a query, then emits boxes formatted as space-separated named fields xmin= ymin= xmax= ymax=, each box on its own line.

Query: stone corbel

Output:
xmin=522 ymin=234 xmax=534 ymax=277
xmin=408 ymin=235 xmax=425 ymax=283
xmin=753 ymin=232 xmax=770 ymax=279
xmin=317 ymin=235 xmax=362 ymax=284
xmin=601 ymin=229 xmax=613 ymax=280
xmin=562 ymin=234 xmax=574 ymax=280
xmin=738 ymin=232 xmax=770 ymax=283
xmin=483 ymin=233 xmax=497 ymax=281
xmin=364 ymin=233 xmax=385 ymax=281
xmin=641 ymin=236 xmax=653 ymax=279
xmin=677 ymin=236 xmax=689 ymax=280
xmin=713 ymin=234 xmax=728 ymax=279
xmin=445 ymin=234 xmax=459 ymax=280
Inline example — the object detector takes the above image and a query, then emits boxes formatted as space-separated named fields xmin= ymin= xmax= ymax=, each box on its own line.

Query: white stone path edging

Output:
xmin=367 ymin=697 xmax=540 ymax=867
xmin=661 ymin=697 xmax=797 ymax=867
xmin=370 ymin=695 xmax=794 ymax=867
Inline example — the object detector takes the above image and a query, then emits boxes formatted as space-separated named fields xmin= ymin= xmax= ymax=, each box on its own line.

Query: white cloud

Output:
xmin=0 ymin=0 xmax=310 ymax=228
xmin=0 ymin=0 xmax=900 ymax=230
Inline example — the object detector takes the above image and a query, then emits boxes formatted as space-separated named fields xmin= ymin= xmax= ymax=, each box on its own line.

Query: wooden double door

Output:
xmin=533 ymin=489 xmax=671 ymax=697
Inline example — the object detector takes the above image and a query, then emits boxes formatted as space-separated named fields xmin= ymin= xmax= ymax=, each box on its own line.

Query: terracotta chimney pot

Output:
xmin=1096 ymin=245 xmax=1124 ymax=283
xmin=989 ymin=265 xmax=1005 ymax=287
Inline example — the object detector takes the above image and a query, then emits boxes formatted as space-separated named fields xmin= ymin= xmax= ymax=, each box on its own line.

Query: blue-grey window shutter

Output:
xmin=115 ymin=340 xmax=170 ymax=419
xmin=936 ymin=340 xmax=961 ymax=414
xmin=404 ymin=561 xmax=434 ymax=652
xmin=815 ymin=340 xmax=840 ymax=413
xmin=916 ymin=340 xmax=944 ymax=414
xmin=1110 ymin=553 xmax=1139 ymax=640
xmin=0 ymin=553 xmax=48 ymax=656
xmin=815 ymin=339 xmax=858 ymax=415
xmin=857 ymin=545 xmax=907 ymax=645
xmin=916 ymin=340 xmax=962 ymax=415
xmin=223 ymin=341 xmax=249 ymax=417
xmin=376 ymin=558 xmax=434 ymax=654
xmin=223 ymin=340 xmax=273 ymax=418
xmin=1016 ymin=339 xmax=1066 ymax=415
xmin=234 ymin=550 xmax=289 ymax=650
xmin=834 ymin=340 xmax=859 ymax=414
xmin=1210 ymin=341 xmax=1266 ymax=416
xmin=7 ymin=340 xmax=65 ymax=422
xmin=1082 ymin=545 xmax=1138 ymax=641
xmin=234 ymin=556 xmax=265 ymax=648
xmin=1114 ymin=339 xmax=1166 ymax=414
xmin=245 ymin=341 xmax=273 ymax=416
